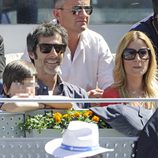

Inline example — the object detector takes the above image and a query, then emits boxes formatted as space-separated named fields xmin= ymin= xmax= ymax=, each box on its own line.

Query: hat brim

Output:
xmin=45 ymin=138 xmax=113 ymax=158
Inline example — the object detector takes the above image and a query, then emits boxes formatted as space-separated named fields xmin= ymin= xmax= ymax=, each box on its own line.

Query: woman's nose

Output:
xmin=134 ymin=53 xmax=141 ymax=61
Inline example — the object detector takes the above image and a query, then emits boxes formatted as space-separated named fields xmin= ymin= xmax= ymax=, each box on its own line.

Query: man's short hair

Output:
xmin=54 ymin=0 xmax=65 ymax=8
xmin=27 ymin=22 xmax=68 ymax=63
xmin=54 ymin=0 xmax=92 ymax=8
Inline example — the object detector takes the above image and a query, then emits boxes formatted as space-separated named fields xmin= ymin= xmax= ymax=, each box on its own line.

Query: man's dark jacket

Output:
xmin=130 ymin=14 xmax=158 ymax=63
xmin=136 ymin=108 xmax=158 ymax=158
xmin=91 ymin=104 xmax=154 ymax=136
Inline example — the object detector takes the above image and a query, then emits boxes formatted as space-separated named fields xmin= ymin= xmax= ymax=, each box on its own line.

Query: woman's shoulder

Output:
xmin=102 ymin=86 xmax=120 ymax=98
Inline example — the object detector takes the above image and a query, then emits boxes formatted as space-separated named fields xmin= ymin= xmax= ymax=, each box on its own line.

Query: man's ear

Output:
xmin=3 ymin=84 xmax=9 ymax=95
xmin=53 ymin=9 xmax=61 ymax=21
xmin=28 ymin=51 xmax=35 ymax=60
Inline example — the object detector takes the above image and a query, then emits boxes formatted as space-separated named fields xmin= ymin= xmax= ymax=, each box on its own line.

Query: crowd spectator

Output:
xmin=100 ymin=31 xmax=158 ymax=109
xmin=130 ymin=0 xmax=158 ymax=64
xmin=0 ymin=60 xmax=45 ymax=112
xmin=17 ymin=0 xmax=38 ymax=24
xmin=26 ymin=22 xmax=89 ymax=109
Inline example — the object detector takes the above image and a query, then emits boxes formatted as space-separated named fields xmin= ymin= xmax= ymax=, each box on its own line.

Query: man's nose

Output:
xmin=79 ymin=8 xmax=89 ymax=16
xmin=49 ymin=47 xmax=58 ymax=56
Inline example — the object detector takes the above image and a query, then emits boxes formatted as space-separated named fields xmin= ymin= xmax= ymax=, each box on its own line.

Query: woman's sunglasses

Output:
xmin=58 ymin=5 xmax=93 ymax=15
xmin=122 ymin=48 xmax=150 ymax=60
xmin=38 ymin=43 xmax=66 ymax=54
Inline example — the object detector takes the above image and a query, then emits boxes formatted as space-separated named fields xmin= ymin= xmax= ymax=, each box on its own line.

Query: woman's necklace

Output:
xmin=119 ymin=87 xmax=145 ymax=98
xmin=127 ymin=89 xmax=147 ymax=107
xmin=120 ymin=87 xmax=146 ymax=106
xmin=127 ymin=90 xmax=145 ymax=98
xmin=119 ymin=87 xmax=155 ymax=109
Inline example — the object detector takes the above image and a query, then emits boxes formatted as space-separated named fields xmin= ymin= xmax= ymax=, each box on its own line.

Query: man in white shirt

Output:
xmin=22 ymin=0 xmax=114 ymax=98
xmin=53 ymin=0 xmax=114 ymax=98
xmin=60 ymin=29 xmax=113 ymax=93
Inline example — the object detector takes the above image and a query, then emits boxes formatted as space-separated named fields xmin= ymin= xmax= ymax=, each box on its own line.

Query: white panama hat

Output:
xmin=45 ymin=121 xmax=113 ymax=158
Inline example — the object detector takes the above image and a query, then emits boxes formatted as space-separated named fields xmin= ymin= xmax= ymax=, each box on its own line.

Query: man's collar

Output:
xmin=37 ymin=74 xmax=64 ymax=95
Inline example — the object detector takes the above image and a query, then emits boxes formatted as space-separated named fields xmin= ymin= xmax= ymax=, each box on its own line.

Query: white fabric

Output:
xmin=21 ymin=28 xmax=114 ymax=91
xmin=5 ymin=52 xmax=23 ymax=64
xmin=60 ymin=29 xmax=114 ymax=91
xmin=21 ymin=47 xmax=30 ymax=61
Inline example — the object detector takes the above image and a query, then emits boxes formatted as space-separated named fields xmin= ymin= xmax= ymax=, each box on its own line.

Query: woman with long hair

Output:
xmin=101 ymin=31 xmax=158 ymax=109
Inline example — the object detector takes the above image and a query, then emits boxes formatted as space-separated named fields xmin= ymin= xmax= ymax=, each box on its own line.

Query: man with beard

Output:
xmin=27 ymin=22 xmax=89 ymax=109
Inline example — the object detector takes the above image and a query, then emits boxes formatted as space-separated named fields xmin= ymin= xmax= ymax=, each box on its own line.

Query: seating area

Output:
xmin=0 ymin=109 xmax=138 ymax=158
xmin=5 ymin=52 xmax=23 ymax=64
xmin=0 ymin=137 xmax=137 ymax=158
xmin=4 ymin=52 xmax=116 ymax=65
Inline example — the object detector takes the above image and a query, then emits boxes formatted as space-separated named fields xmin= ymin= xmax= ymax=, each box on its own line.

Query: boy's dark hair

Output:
xmin=152 ymin=0 xmax=158 ymax=14
xmin=27 ymin=22 xmax=68 ymax=63
xmin=3 ymin=60 xmax=37 ymax=91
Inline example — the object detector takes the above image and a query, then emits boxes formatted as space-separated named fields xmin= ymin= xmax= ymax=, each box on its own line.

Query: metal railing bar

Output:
xmin=0 ymin=98 xmax=158 ymax=103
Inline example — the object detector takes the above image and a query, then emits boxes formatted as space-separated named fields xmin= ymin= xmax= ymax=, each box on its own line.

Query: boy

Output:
xmin=0 ymin=60 xmax=44 ymax=112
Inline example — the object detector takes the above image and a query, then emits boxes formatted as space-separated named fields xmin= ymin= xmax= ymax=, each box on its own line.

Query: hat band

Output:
xmin=60 ymin=143 xmax=99 ymax=152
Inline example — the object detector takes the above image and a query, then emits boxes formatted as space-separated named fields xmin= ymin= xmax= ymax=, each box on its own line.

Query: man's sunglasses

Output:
xmin=38 ymin=43 xmax=66 ymax=54
xmin=58 ymin=5 xmax=93 ymax=15
xmin=122 ymin=48 xmax=150 ymax=60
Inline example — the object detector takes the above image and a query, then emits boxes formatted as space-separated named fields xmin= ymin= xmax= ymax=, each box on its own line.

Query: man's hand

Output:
xmin=87 ymin=89 xmax=103 ymax=107
xmin=88 ymin=88 xmax=103 ymax=98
